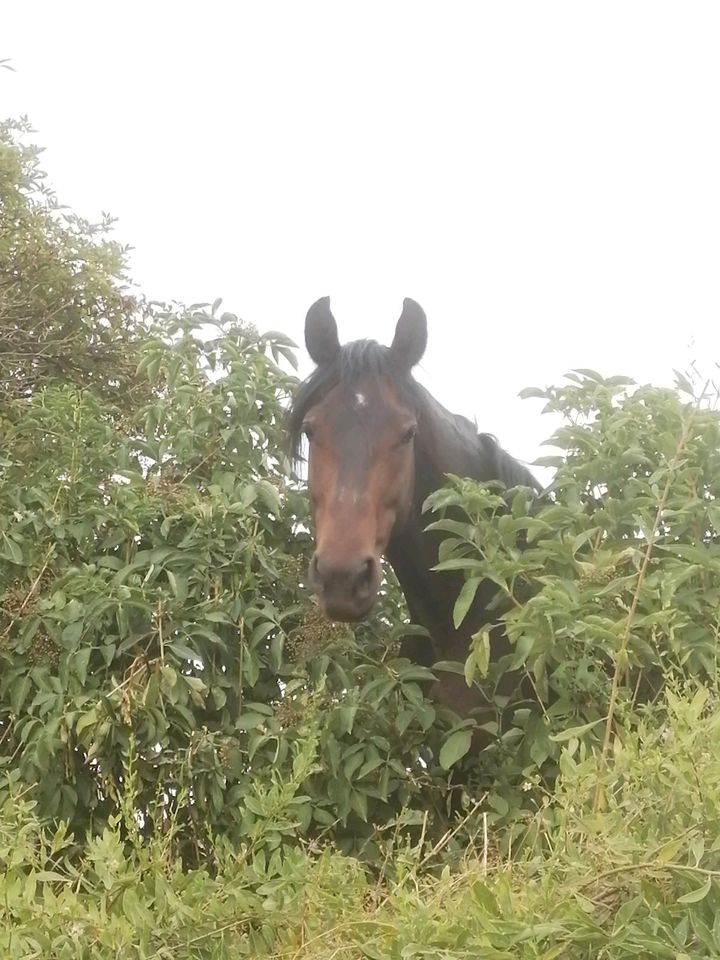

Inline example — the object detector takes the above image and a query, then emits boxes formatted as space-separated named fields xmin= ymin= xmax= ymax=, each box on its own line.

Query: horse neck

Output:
xmin=385 ymin=388 xmax=538 ymax=658
xmin=386 ymin=404 xmax=491 ymax=659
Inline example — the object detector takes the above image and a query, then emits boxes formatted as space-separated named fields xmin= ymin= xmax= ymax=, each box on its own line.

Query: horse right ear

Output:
xmin=389 ymin=298 xmax=427 ymax=372
xmin=305 ymin=296 xmax=340 ymax=366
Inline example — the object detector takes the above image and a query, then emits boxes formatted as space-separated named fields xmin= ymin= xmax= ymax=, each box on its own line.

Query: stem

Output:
xmin=482 ymin=812 xmax=489 ymax=877
xmin=157 ymin=597 xmax=165 ymax=667
xmin=1 ymin=543 xmax=55 ymax=644
xmin=579 ymin=858 xmax=720 ymax=891
xmin=593 ymin=411 xmax=694 ymax=812
xmin=237 ymin=617 xmax=245 ymax=723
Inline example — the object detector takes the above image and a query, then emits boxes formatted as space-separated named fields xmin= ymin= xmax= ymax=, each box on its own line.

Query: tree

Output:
xmin=0 ymin=117 xmax=146 ymax=407
xmin=0 ymin=119 xmax=455 ymax=865
xmin=426 ymin=368 xmax=720 ymax=820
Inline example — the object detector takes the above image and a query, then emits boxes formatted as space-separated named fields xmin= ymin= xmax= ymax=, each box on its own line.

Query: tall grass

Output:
xmin=2 ymin=679 xmax=720 ymax=958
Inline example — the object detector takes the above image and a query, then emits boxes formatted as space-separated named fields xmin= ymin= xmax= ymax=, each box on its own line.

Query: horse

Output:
xmin=286 ymin=296 xmax=543 ymax=762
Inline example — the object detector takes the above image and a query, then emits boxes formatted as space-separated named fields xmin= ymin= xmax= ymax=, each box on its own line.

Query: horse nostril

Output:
xmin=355 ymin=557 xmax=376 ymax=595
xmin=310 ymin=553 xmax=377 ymax=611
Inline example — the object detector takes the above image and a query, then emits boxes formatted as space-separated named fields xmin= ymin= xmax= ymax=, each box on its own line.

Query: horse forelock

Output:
xmin=286 ymin=339 xmax=419 ymax=465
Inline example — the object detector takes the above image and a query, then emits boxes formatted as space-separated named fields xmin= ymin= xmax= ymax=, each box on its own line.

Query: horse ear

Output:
xmin=305 ymin=296 xmax=340 ymax=366
xmin=389 ymin=298 xmax=427 ymax=371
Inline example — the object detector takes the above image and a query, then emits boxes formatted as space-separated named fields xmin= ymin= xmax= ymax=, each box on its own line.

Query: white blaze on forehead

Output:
xmin=337 ymin=486 xmax=362 ymax=506
xmin=354 ymin=392 xmax=367 ymax=408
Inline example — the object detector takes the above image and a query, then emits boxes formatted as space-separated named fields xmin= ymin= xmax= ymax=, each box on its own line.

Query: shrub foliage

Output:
xmin=0 ymin=119 xmax=457 ymax=864
xmin=3 ymin=116 xmax=720 ymax=955
xmin=424 ymin=367 xmax=720 ymax=820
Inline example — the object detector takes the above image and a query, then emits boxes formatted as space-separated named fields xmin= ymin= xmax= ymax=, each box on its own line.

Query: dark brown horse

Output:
xmin=287 ymin=296 xmax=542 ymax=743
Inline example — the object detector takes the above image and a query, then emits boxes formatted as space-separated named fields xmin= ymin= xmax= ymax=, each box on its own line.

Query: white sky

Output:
xmin=3 ymin=2 xmax=720 ymax=484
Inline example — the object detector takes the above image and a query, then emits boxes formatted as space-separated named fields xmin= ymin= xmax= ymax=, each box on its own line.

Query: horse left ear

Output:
xmin=389 ymin=298 xmax=427 ymax=371
xmin=305 ymin=296 xmax=341 ymax=366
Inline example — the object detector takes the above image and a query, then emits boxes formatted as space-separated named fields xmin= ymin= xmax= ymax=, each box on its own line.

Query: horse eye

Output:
xmin=302 ymin=422 xmax=314 ymax=440
xmin=400 ymin=425 xmax=417 ymax=445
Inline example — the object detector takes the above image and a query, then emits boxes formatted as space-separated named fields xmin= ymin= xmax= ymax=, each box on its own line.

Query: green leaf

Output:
xmin=677 ymin=877 xmax=712 ymax=903
xmin=439 ymin=728 xmax=473 ymax=769
xmin=350 ymin=789 xmax=368 ymax=822
xmin=122 ymin=886 xmax=148 ymax=925
xmin=358 ymin=753 xmax=383 ymax=780
xmin=432 ymin=660 xmax=466 ymax=677
xmin=204 ymin=610 xmax=231 ymax=623
xmin=397 ymin=664 xmax=436 ymax=683
xmin=146 ymin=352 xmax=162 ymax=384
xmin=336 ymin=705 xmax=357 ymax=736
xmin=72 ymin=647 xmax=92 ymax=686
xmin=256 ymin=480 xmax=281 ymax=515
xmin=166 ymin=571 xmax=187 ymax=601
xmin=431 ymin=558 xmax=484 ymax=573
xmin=62 ymin=621 xmax=84 ymax=647
xmin=550 ymin=718 xmax=604 ymax=742
xmin=35 ymin=871 xmax=70 ymax=883
xmin=1 ymin=533 xmax=23 ymax=564
xmin=673 ymin=368 xmax=695 ymax=396
xmin=453 ymin=576 xmax=482 ymax=629
xmin=75 ymin=708 xmax=99 ymax=738
xmin=469 ymin=628 xmax=491 ymax=681
xmin=168 ymin=640 xmax=200 ymax=663
xmin=160 ymin=665 xmax=178 ymax=689
xmin=424 ymin=518 xmax=476 ymax=539
xmin=463 ymin=653 xmax=476 ymax=687
xmin=571 ymin=367 xmax=604 ymax=382
xmin=656 ymin=543 xmax=716 ymax=565
xmin=487 ymin=792 xmax=509 ymax=816
xmin=236 ymin=712 xmax=268 ymax=732
xmin=361 ymin=944 xmax=386 ymax=959
xmin=10 ymin=675 xmax=32 ymax=715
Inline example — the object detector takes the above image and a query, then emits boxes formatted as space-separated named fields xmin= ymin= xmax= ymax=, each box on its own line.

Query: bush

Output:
xmin=3 ymin=115 xmax=720 ymax=955
xmin=424 ymin=368 xmax=720 ymax=826
xmin=0 ymin=118 xmax=459 ymax=865
xmin=3 ymin=679 xmax=720 ymax=957
xmin=0 ymin=117 xmax=146 ymax=407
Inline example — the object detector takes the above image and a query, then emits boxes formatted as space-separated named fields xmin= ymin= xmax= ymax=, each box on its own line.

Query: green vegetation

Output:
xmin=3 ymin=117 xmax=720 ymax=957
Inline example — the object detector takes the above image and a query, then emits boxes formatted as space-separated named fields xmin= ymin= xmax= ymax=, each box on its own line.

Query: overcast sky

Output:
xmin=4 ymin=2 xmax=719 ymax=481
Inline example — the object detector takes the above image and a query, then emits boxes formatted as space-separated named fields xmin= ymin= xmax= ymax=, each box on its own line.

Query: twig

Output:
xmin=237 ymin=617 xmax=245 ymax=722
xmin=157 ymin=597 xmax=165 ymax=667
xmin=0 ymin=543 xmax=55 ymax=643
xmin=417 ymin=796 xmax=486 ymax=871
xmin=594 ymin=403 xmax=697 ymax=812
xmin=482 ymin=812 xmax=488 ymax=877
xmin=579 ymin=858 xmax=720 ymax=891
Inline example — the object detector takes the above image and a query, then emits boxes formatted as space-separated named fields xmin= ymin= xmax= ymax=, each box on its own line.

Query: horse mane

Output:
xmin=477 ymin=431 xmax=544 ymax=492
xmin=286 ymin=337 xmax=541 ymax=493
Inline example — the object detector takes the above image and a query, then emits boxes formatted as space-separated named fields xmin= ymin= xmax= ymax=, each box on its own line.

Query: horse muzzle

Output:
xmin=308 ymin=551 xmax=381 ymax=622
